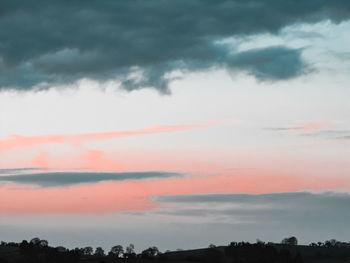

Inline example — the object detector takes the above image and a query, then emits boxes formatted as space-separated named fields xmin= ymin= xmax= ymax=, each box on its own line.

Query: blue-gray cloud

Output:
xmin=153 ymin=192 xmax=350 ymax=226
xmin=0 ymin=171 xmax=183 ymax=187
xmin=337 ymin=135 xmax=350 ymax=140
xmin=265 ymin=127 xmax=350 ymax=140
xmin=1 ymin=0 xmax=350 ymax=92
xmin=227 ymin=47 xmax=307 ymax=80
xmin=264 ymin=127 xmax=302 ymax=131
xmin=155 ymin=191 xmax=350 ymax=204
xmin=304 ymin=130 xmax=350 ymax=140
xmin=0 ymin=168 xmax=44 ymax=175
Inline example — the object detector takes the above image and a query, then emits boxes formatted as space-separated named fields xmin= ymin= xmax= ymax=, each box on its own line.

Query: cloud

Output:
xmin=154 ymin=191 xmax=347 ymax=203
xmin=226 ymin=46 xmax=307 ymax=80
xmin=265 ymin=122 xmax=350 ymax=140
xmin=1 ymin=0 xmax=350 ymax=92
xmin=337 ymin=135 xmax=350 ymax=140
xmin=0 ymin=167 xmax=44 ymax=175
xmin=153 ymin=192 xmax=350 ymax=226
xmin=0 ymin=173 xmax=349 ymax=214
xmin=264 ymin=121 xmax=332 ymax=134
xmin=0 ymin=171 xmax=183 ymax=187
xmin=302 ymin=130 xmax=350 ymax=140
xmin=0 ymin=122 xmax=213 ymax=152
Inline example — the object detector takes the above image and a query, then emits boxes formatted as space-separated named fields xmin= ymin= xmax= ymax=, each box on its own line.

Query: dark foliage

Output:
xmin=1 ymin=237 xmax=350 ymax=263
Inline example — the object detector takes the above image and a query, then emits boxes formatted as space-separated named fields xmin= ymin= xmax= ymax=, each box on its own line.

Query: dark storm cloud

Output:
xmin=153 ymin=192 xmax=350 ymax=225
xmin=1 ymin=0 xmax=350 ymax=92
xmin=0 ymin=171 xmax=183 ymax=187
xmin=227 ymin=47 xmax=307 ymax=80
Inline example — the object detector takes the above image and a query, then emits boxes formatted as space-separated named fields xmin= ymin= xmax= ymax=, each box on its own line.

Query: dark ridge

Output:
xmin=1 ymin=236 xmax=350 ymax=263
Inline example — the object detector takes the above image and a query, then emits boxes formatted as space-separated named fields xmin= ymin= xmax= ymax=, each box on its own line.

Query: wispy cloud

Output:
xmin=302 ymin=130 xmax=350 ymax=140
xmin=264 ymin=121 xmax=332 ymax=134
xmin=0 ymin=168 xmax=44 ymax=175
xmin=265 ymin=121 xmax=350 ymax=141
xmin=337 ymin=135 xmax=350 ymax=140
xmin=0 ymin=171 xmax=183 ymax=187
xmin=0 ymin=122 xmax=213 ymax=152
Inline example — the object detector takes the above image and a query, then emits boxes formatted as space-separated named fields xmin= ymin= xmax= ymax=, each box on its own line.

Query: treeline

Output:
xmin=1 ymin=237 xmax=350 ymax=263
xmin=225 ymin=242 xmax=303 ymax=263
xmin=279 ymin=236 xmax=350 ymax=248
xmin=0 ymin=238 xmax=158 ymax=263
xmin=179 ymin=242 xmax=303 ymax=263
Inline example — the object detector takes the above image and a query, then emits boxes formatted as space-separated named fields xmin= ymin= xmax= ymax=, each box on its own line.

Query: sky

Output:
xmin=0 ymin=0 xmax=350 ymax=252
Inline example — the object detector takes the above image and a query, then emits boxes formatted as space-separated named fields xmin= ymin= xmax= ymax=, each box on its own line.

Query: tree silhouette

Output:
xmin=39 ymin=240 xmax=48 ymax=248
xmin=141 ymin=246 xmax=159 ymax=259
xmin=29 ymin=238 xmax=41 ymax=246
xmin=109 ymin=245 xmax=123 ymax=258
xmin=82 ymin=246 xmax=93 ymax=256
xmin=281 ymin=236 xmax=298 ymax=246
xmin=94 ymin=247 xmax=105 ymax=257
xmin=124 ymin=244 xmax=136 ymax=259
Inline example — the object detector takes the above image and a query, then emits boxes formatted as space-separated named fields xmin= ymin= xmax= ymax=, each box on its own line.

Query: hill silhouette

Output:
xmin=1 ymin=237 xmax=350 ymax=263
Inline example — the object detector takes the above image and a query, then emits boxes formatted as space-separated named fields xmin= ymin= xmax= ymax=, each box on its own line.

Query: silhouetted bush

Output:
xmin=281 ymin=236 xmax=298 ymax=246
xmin=141 ymin=246 xmax=160 ymax=260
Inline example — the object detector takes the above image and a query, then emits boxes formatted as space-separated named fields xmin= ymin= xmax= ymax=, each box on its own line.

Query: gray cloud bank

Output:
xmin=2 ymin=191 xmax=350 ymax=251
xmin=0 ymin=171 xmax=182 ymax=187
xmin=153 ymin=192 xmax=350 ymax=226
xmin=1 ymin=0 xmax=350 ymax=92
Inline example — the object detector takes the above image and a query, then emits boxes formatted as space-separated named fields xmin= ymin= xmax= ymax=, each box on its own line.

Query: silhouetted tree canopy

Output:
xmin=83 ymin=246 xmax=93 ymax=256
xmin=141 ymin=246 xmax=160 ymax=259
xmin=109 ymin=245 xmax=123 ymax=258
xmin=3 ymin=236 xmax=350 ymax=263
xmin=282 ymin=236 xmax=298 ymax=246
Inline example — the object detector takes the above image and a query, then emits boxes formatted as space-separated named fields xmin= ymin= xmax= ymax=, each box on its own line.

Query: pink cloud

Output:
xmin=81 ymin=150 xmax=122 ymax=172
xmin=296 ymin=121 xmax=332 ymax=133
xmin=32 ymin=152 xmax=50 ymax=171
xmin=267 ymin=121 xmax=333 ymax=134
xmin=0 ymin=173 xmax=349 ymax=214
xmin=0 ymin=122 xmax=215 ymax=153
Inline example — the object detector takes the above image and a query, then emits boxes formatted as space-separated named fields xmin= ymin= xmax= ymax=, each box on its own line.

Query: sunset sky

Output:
xmin=0 ymin=0 xmax=350 ymax=251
